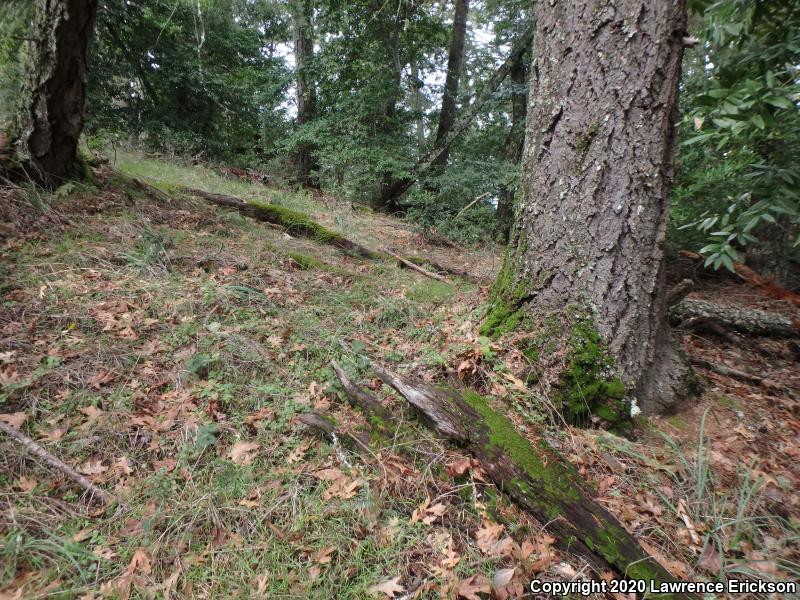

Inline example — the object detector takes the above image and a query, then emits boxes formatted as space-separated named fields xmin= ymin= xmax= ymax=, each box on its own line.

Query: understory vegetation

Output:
xmin=1 ymin=155 xmax=798 ymax=597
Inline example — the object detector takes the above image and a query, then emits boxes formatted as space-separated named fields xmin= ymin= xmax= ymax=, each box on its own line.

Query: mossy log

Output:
xmin=369 ymin=362 xmax=693 ymax=596
xmin=669 ymin=298 xmax=798 ymax=338
xmin=184 ymin=187 xmax=379 ymax=258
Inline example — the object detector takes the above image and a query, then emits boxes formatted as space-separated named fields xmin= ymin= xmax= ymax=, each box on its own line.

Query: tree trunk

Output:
xmin=410 ymin=62 xmax=425 ymax=155
xmin=495 ymin=49 xmax=528 ymax=241
xmin=485 ymin=0 xmax=695 ymax=416
xmin=289 ymin=0 xmax=319 ymax=188
xmin=12 ymin=0 xmax=98 ymax=186
xmin=377 ymin=6 xmax=404 ymax=208
xmin=377 ymin=24 xmax=534 ymax=209
xmin=431 ymin=0 xmax=469 ymax=170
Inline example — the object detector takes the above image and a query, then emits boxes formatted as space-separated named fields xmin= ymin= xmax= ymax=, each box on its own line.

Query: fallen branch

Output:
xmin=387 ymin=249 xmax=478 ymax=282
xmin=368 ymin=361 xmax=688 ymax=592
xmin=454 ymin=191 xmax=491 ymax=221
xmin=0 ymin=421 xmax=114 ymax=505
xmin=670 ymin=298 xmax=799 ymax=338
xmin=690 ymin=357 xmax=790 ymax=391
xmin=385 ymin=249 xmax=448 ymax=282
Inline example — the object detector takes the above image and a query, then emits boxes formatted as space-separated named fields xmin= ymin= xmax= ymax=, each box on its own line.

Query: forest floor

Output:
xmin=0 ymin=153 xmax=797 ymax=599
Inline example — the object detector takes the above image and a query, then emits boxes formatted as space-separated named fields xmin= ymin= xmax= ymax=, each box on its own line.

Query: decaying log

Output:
xmin=183 ymin=187 xmax=379 ymax=258
xmin=670 ymin=298 xmax=799 ymax=338
xmin=369 ymin=362 xmax=687 ymax=592
xmin=0 ymin=421 xmax=114 ymax=505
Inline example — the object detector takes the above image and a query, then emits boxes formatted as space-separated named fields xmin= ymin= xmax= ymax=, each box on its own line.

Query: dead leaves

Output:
xmin=0 ymin=412 xmax=27 ymax=429
xmin=456 ymin=574 xmax=490 ymax=600
xmin=368 ymin=576 xmax=405 ymax=598
xmin=229 ymin=441 xmax=260 ymax=465
xmin=312 ymin=466 xmax=364 ymax=500
xmin=411 ymin=496 xmax=448 ymax=525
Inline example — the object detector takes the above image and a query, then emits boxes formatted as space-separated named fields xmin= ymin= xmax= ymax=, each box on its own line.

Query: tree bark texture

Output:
xmin=289 ymin=0 xmax=319 ymax=188
xmin=13 ymin=0 xmax=97 ymax=186
xmin=496 ymin=49 xmax=529 ymax=240
xmin=490 ymin=0 xmax=693 ymax=414
xmin=431 ymin=0 xmax=469 ymax=169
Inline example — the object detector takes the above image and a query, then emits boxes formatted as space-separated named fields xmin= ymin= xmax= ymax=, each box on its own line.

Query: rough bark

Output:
xmin=430 ymin=0 xmax=470 ymax=170
xmin=289 ymin=0 xmax=319 ymax=188
xmin=12 ymin=0 xmax=98 ymax=186
xmin=371 ymin=362 xmax=689 ymax=595
xmin=486 ymin=0 xmax=694 ymax=415
xmin=409 ymin=63 xmax=426 ymax=154
xmin=496 ymin=47 xmax=529 ymax=240
xmin=377 ymin=24 xmax=534 ymax=208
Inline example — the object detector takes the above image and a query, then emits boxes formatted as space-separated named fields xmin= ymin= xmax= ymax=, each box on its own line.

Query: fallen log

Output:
xmin=368 ymin=362 xmax=688 ymax=593
xmin=670 ymin=298 xmax=799 ymax=338
xmin=183 ymin=187 xmax=379 ymax=259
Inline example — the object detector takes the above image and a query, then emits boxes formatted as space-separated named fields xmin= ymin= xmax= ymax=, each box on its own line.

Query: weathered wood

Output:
xmin=385 ymin=249 xmax=448 ymax=282
xmin=690 ymin=357 xmax=792 ymax=392
xmin=0 ymin=420 xmax=114 ymax=505
xmin=370 ymin=362 xmax=690 ymax=595
xmin=670 ymin=298 xmax=798 ymax=338
xmin=182 ymin=187 xmax=379 ymax=258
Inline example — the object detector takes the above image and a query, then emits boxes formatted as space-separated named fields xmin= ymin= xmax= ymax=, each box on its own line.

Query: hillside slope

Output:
xmin=0 ymin=154 xmax=797 ymax=599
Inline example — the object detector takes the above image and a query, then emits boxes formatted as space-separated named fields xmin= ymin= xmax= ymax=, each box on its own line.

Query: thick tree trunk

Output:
xmin=496 ymin=50 xmax=528 ymax=240
xmin=377 ymin=24 xmax=534 ymax=209
xmin=486 ymin=0 xmax=694 ymax=416
xmin=12 ymin=0 xmax=97 ymax=186
xmin=431 ymin=0 xmax=469 ymax=170
xmin=377 ymin=8 xmax=404 ymax=208
xmin=289 ymin=0 xmax=319 ymax=188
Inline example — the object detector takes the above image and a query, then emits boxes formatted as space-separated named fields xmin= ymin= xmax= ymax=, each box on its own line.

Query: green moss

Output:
xmin=480 ymin=243 xmax=531 ymax=337
xmin=248 ymin=200 xmax=346 ymax=245
xmin=287 ymin=251 xmax=325 ymax=270
xmin=462 ymin=390 xmax=581 ymax=518
xmin=575 ymin=122 xmax=601 ymax=154
xmin=553 ymin=317 xmax=632 ymax=435
xmin=461 ymin=391 xmax=676 ymax=590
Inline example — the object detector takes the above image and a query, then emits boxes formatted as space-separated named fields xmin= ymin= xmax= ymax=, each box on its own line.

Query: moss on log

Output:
xmin=370 ymin=361 xmax=694 ymax=597
xmin=184 ymin=187 xmax=379 ymax=258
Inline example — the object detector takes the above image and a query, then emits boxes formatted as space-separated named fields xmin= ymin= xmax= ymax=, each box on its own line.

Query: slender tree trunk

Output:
xmin=289 ymin=0 xmax=319 ymax=188
xmin=377 ymin=5 xmax=404 ymax=207
xmin=11 ymin=0 xmax=98 ymax=186
xmin=496 ymin=50 xmax=528 ymax=240
xmin=377 ymin=24 xmax=534 ymax=208
xmin=431 ymin=0 xmax=469 ymax=170
xmin=486 ymin=0 xmax=695 ymax=416
xmin=410 ymin=62 xmax=425 ymax=155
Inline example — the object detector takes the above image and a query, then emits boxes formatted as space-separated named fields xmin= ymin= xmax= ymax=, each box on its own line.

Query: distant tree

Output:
xmin=430 ymin=0 xmax=469 ymax=170
xmin=486 ymin=0 xmax=695 ymax=419
xmin=10 ymin=0 xmax=98 ymax=185
xmin=289 ymin=0 xmax=319 ymax=187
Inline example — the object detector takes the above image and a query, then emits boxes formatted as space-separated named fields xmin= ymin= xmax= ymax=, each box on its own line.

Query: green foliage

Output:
xmin=672 ymin=0 xmax=800 ymax=270
xmin=0 ymin=1 xmax=32 ymax=131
